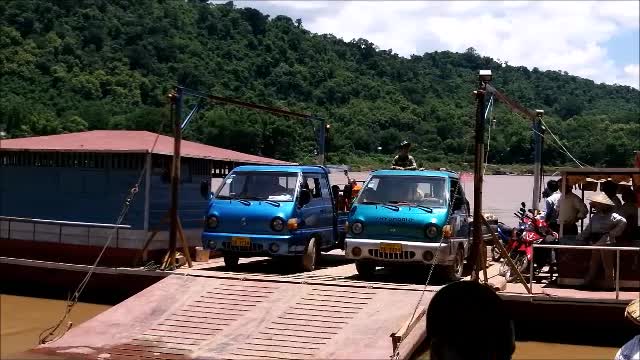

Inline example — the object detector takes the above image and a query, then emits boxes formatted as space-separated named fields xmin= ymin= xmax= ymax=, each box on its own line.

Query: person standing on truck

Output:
xmin=391 ymin=141 xmax=418 ymax=170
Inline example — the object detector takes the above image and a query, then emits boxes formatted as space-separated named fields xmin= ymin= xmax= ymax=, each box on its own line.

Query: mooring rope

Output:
xmin=38 ymin=170 xmax=145 ymax=344
xmin=38 ymin=107 xmax=168 ymax=344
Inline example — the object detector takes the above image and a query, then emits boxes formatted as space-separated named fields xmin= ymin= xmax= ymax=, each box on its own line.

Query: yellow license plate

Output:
xmin=231 ymin=237 xmax=251 ymax=247
xmin=380 ymin=243 xmax=402 ymax=253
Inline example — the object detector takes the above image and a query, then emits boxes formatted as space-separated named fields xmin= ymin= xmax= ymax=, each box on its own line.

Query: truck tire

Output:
xmin=301 ymin=237 xmax=318 ymax=272
xmin=224 ymin=254 xmax=239 ymax=269
xmin=443 ymin=246 xmax=465 ymax=281
xmin=355 ymin=261 xmax=375 ymax=279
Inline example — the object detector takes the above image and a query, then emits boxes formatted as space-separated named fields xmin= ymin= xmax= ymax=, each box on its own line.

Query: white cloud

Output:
xmin=234 ymin=0 xmax=640 ymax=89
xmin=624 ymin=64 xmax=640 ymax=84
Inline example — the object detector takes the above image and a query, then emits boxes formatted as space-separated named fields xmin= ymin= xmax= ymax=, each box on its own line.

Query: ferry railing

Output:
xmin=0 ymin=216 xmax=131 ymax=248
xmin=531 ymin=243 xmax=640 ymax=300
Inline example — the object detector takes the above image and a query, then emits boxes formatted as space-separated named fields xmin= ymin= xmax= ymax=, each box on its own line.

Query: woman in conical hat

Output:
xmin=578 ymin=193 xmax=627 ymax=289
xmin=614 ymin=299 xmax=639 ymax=360
xmin=626 ymin=298 xmax=640 ymax=326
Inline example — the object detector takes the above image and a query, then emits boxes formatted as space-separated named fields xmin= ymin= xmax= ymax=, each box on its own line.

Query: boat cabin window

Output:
xmin=357 ymin=175 xmax=446 ymax=207
xmin=216 ymin=171 xmax=298 ymax=202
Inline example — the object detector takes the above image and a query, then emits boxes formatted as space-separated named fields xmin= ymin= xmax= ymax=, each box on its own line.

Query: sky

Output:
xmin=227 ymin=0 xmax=640 ymax=89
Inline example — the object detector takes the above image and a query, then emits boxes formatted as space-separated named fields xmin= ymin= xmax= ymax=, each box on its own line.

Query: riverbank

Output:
xmin=328 ymin=155 xmax=569 ymax=175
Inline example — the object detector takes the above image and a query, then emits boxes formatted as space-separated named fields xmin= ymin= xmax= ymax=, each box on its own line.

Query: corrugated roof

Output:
xmin=0 ymin=130 xmax=292 ymax=165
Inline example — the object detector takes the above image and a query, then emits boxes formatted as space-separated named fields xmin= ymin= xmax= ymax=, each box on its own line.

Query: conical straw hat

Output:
xmin=626 ymin=299 xmax=640 ymax=326
xmin=588 ymin=193 xmax=615 ymax=207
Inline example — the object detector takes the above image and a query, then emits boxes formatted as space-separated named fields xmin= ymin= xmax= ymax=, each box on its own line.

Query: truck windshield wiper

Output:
xmin=382 ymin=202 xmax=400 ymax=211
xmin=263 ymin=199 xmax=281 ymax=207
xmin=361 ymin=201 xmax=382 ymax=205
xmin=239 ymin=196 xmax=280 ymax=207
xmin=233 ymin=199 xmax=251 ymax=206
xmin=414 ymin=205 xmax=433 ymax=213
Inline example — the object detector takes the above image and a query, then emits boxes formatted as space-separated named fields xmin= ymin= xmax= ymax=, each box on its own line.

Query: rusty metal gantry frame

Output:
xmin=163 ymin=86 xmax=327 ymax=269
xmin=468 ymin=72 xmax=544 ymax=291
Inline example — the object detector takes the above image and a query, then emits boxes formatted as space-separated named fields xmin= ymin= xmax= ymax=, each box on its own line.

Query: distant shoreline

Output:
xmin=337 ymin=163 xmax=567 ymax=176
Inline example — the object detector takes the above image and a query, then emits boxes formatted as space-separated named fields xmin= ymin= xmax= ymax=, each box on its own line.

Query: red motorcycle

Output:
xmin=499 ymin=202 xmax=558 ymax=282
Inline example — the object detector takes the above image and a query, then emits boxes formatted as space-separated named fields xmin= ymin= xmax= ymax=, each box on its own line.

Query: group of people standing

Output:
xmin=543 ymin=178 xmax=638 ymax=289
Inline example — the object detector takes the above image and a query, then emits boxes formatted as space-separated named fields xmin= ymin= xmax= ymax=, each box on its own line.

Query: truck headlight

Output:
xmin=206 ymin=215 xmax=218 ymax=229
xmin=351 ymin=222 xmax=364 ymax=234
xmin=425 ymin=224 xmax=438 ymax=239
xmin=271 ymin=217 xmax=285 ymax=232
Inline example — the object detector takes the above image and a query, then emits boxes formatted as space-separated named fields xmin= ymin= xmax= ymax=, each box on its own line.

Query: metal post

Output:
xmin=559 ymin=173 xmax=567 ymax=239
xmin=532 ymin=112 xmax=544 ymax=210
xmin=615 ymin=249 xmax=620 ymax=300
xmin=168 ymin=87 xmax=183 ymax=268
xmin=318 ymin=118 xmax=326 ymax=166
xmin=530 ymin=248 xmax=534 ymax=285
xmin=580 ymin=188 xmax=585 ymax=232
xmin=469 ymin=70 xmax=491 ymax=280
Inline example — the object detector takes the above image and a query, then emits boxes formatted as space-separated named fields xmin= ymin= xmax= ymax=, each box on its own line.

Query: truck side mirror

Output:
xmin=298 ymin=189 xmax=311 ymax=207
xmin=200 ymin=180 xmax=211 ymax=199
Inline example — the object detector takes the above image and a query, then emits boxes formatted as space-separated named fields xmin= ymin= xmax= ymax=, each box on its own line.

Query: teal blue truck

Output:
xmin=344 ymin=169 xmax=473 ymax=280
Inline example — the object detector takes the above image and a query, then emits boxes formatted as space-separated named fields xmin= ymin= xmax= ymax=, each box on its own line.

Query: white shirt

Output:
xmin=579 ymin=211 xmax=627 ymax=242
xmin=615 ymin=335 xmax=640 ymax=360
xmin=545 ymin=191 xmax=562 ymax=223
xmin=557 ymin=192 xmax=589 ymax=224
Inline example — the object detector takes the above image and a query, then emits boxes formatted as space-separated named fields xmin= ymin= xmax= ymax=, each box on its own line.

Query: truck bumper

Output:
xmin=345 ymin=238 xmax=459 ymax=266
xmin=201 ymin=232 xmax=308 ymax=256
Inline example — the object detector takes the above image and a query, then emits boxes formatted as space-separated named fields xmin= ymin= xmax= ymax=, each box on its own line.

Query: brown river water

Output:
xmin=1 ymin=175 xmax=631 ymax=359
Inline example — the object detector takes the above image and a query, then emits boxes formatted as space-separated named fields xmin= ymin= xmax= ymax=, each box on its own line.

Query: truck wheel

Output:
xmin=444 ymin=247 xmax=465 ymax=281
xmin=223 ymin=254 xmax=239 ymax=269
xmin=301 ymin=237 xmax=318 ymax=272
xmin=355 ymin=261 xmax=375 ymax=279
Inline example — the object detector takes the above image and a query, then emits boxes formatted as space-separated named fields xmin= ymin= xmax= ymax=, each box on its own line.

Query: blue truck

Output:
xmin=344 ymin=169 xmax=473 ymax=280
xmin=201 ymin=165 xmax=348 ymax=271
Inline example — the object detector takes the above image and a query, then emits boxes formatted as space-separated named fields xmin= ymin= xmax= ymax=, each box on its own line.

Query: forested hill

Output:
xmin=1 ymin=0 xmax=638 ymax=168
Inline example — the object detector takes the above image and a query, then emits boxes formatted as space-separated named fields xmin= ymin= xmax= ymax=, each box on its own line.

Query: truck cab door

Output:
xmin=450 ymin=179 xmax=470 ymax=238
xmin=301 ymin=172 xmax=333 ymax=249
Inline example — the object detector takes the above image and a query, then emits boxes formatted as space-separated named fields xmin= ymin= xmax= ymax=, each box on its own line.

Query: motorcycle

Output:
xmin=499 ymin=202 xmax=558 ymax=283
xmin=491 ymin=222 xmax=520 ymax=262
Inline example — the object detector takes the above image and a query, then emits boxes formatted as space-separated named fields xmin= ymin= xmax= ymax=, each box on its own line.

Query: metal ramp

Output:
xmin=34 ymin=273 xmax=431 ymax=360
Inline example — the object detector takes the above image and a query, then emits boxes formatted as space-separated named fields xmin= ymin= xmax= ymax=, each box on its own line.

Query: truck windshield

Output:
xmin=356 ymin=176 xmax=447 ymax=207
xmin=216 ymin=172 xmax=299 ymax=202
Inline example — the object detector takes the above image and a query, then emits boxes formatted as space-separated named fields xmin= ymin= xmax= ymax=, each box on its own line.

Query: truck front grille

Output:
xmin=222 ymin=242 xmax=264 ymax=252
xmin=368 ymin=249 xmax=416 ymax=260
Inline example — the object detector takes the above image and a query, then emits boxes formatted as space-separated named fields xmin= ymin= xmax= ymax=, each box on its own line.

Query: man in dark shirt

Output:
xmin=391 ymin=140 xmax=417 ymax=170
